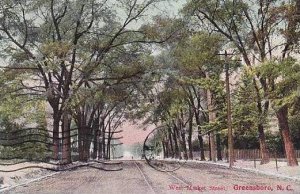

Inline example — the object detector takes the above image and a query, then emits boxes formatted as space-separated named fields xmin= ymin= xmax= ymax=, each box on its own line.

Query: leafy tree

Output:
xmin=143 ymin=31 xmax=228 ymax=161
xmin=0 ymin=72 xmax=49 ymax=161
xmin=183 ymin=0 xmax=300 ymax=165
xmin=0 ymin=0 xmax=175 ymax=163
xmin=256 ymin=58 xmax=300 ymax=166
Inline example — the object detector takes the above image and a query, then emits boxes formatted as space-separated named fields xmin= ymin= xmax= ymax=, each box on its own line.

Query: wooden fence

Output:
xmin=192 ymin=149 xmax=300 ymax=160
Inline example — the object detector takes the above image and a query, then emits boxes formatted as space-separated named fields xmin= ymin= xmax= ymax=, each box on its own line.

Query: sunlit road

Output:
xmin=3 ymin=161 xmax=300 ymax=194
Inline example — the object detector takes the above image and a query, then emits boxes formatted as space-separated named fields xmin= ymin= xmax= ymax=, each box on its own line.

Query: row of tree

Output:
xmin=0 ymin=0 xmax=178 ymax=163
xmin=143 ymin=0 xmax=300 ymax=167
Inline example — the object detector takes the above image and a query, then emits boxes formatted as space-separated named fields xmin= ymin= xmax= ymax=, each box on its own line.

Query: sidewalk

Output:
xmin=191 ymin=159 xmax=300 ymax=182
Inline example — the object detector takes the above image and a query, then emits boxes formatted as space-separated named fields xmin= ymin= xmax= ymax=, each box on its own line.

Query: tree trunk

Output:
xmin=208 ymin=133 xmax=212 ymax=161
xmin=216 ymin=133 xmax=222 ymax=161
xmin=78 ymin=120 xmax=84 ymax=161
xmin=258 ymin=124 xmax=270 ymax=164
xmin=172 ymin=126 xmax=180 ymax=159
xmin=107 ymin=137 xmax=111 ymax=160
xmin=98 ymin=122 xmax=104 ymax=159
xmin=52 ymin=114 xmax=60 ymax=161
xmin=188 ymin=112 xmax=193 ymax=160
xmin=276 ymin=106 xmax=298 ymax=166
xmin=168 ymin=129 xmax=174 ymax=158
xmin=92 ymin=117 xmax=100 ymax=159
xmin=78 ymin=123 xmax=89 ymax=162
xmin=195 ymin=115 xmax=205 ymax=160
xmin=78 ymin=130 xmax=83 ymax=161
xmin=82 ymin=128 xmax=87 ymax=162
xmin=180 ymin=130 xmax=188 ymax=160
xmin=165 ymin=140 xmax=170 ymax=158
xmin=85 ymin=128 xmax=92 ymax=161
xmin=78 ymin=135 xmax=82 ymax=161
xmin=254 ymin=79 xmax=270 ymax=164
xmin=62 ymin=112 xmax=71 ymax=164
xmin=206 ymin=85 xmax=216 ymax=162
xmin=102 ymin=125 xmax=106 ymax=159
xmin=107 ymin=124 xmax=112 ymax=160
xmin=162 ymin=141 xmax=167 ymax=158
xmin=198 ymin=134 xmax=205 ymax=160
xmin=83 ymin=126 xmax=91 ymax=161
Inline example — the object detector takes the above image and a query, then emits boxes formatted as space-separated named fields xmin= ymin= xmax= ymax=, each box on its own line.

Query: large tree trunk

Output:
xmin=172 ymin=126 xmax=180 ymax=159
xmin=165 ymin=140 xmax=170 ymax=158
xmin=197 ymin=133 xmax=205 ymax=160
xmin=258 ymin=124 xmax=270 ymax=164
xmin=162 ymin=141 xmax=167 ymax=158
xmin=48 ymin=97 xmax=61 ymax=161
xmin=82 ymin=126 xmax=91 ymax=162
xmin=195 ymin=114 xmax=205 ymax=160
xmin=168 ymin=128 xmax=174 ymax=158
xmin=62 ymin=112 xmax=71 ymax=164
xmin=78 ymin=124 xmax=90 ymax=162
xmin=180 ymin=130 xmax=188 ymax=160
xmin=254 ymin=79 xmax=270 ymax=164
xmin=78 ymin=119 xmax=84 ymax=161
xmin=85 ymin=127 xmax=93 ymax=161
xmin=52 ymin=114 xmax=60 ymax=161
xmin=276 ymin=106 xmax=298 ymax=166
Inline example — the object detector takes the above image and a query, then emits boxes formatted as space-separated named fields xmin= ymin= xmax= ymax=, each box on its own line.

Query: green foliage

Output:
xmin=256 ymin=58 xmax=300 ymax=110
xmin=0 ymin=71 xmax=49 ymax=161
xmin=0 ymin=117 xmax=50 ymax=161
xmin=265 ymin=132 xmax=285 ymax=155
xmin=232 ymin=68 xmax=261 ymax=130
xmin=173 ymin=32 xmax=224 ymax=76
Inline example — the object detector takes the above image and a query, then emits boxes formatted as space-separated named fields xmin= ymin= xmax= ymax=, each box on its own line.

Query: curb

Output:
xmin=188 ymin=160 xmax=300 ymax=182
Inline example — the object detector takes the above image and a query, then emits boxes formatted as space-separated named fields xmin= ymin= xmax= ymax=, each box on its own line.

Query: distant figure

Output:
xmin=131 ymin=156 xmax=133 ymax=160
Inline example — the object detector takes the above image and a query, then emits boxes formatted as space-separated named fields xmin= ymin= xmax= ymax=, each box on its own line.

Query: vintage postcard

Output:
xmin=0 ymin=0 xmax=300 ymax=193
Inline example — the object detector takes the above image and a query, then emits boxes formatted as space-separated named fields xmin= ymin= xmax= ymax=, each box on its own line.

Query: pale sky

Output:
xmin=121 ymin=122 xmax=152 ymax=145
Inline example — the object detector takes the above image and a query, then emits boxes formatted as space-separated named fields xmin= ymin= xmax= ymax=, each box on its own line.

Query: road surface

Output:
xmin=3 ymin=161 xmax=300 ymax=194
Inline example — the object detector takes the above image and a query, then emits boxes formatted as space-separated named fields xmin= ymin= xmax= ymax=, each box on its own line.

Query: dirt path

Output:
xmin=3 ymin=161 xmax=300 ymax=194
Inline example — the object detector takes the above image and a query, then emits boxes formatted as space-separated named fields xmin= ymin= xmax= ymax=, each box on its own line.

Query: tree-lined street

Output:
xmin=1 ymin=0 xmax=300 ymax=193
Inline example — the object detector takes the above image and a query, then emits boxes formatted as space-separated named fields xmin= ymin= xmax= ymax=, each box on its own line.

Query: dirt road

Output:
xmin=3 ymin=161 xmax=300 ymax=194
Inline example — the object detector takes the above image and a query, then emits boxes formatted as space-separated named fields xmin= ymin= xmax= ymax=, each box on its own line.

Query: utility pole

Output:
xmin=224 ymin=50 xmax=234 ymax=168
